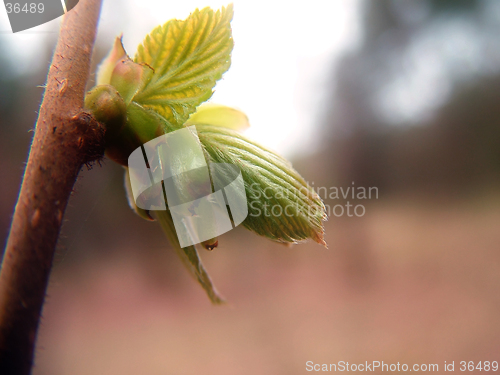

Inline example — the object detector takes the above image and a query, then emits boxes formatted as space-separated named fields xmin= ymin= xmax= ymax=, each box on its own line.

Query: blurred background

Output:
xmin=1 ymin=0 xmax=500 ymax=374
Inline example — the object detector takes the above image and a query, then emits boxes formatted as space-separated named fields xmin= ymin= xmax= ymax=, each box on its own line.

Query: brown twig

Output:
xmin=0 ymin=1 xmax=103 ymax=373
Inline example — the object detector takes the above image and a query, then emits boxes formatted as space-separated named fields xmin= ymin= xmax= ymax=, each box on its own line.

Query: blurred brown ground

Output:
xmin=33 ymin=190 xmax=500 ymax=375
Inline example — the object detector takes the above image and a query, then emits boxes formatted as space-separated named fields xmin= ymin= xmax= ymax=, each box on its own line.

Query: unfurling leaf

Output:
xmin=133 ymin=5 xmax=234 ymax=127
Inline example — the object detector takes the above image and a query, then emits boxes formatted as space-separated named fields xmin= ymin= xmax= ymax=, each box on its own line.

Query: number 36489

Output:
xmin=5 ymin=3 xmax=45 ymax=13
xmin=460 ymin=361 xmax=498 ymax=371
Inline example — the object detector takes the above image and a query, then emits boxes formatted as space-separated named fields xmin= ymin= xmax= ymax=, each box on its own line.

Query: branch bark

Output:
xmin=0 ymin=1 xmax=104 ymax=373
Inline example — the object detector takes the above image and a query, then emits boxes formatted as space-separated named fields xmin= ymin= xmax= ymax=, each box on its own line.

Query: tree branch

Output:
xmin=0 ymin=1 xmax=104 ymax=373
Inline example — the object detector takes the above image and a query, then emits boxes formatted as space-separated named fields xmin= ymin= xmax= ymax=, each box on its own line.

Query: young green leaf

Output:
xmin=186 ymin=103 xmax=250 ymax=131
xmin=153 ymin=210 xmax=225 ymax=304
xmin=133 ymin=5 xmax=234 ymax=127
xmin=96 ymin=36 xmax=127 ymax=87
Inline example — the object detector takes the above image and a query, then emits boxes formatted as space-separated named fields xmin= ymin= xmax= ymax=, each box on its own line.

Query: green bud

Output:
xmin=84 ymin=84 xmax=127 ymax=139
xmin=109 ymin=59 xmax=154 ymax=106
xmin=85 ymin=86 xmax=172 ymax=166
xmin=195 ymin=124 xmax=327 ymax=247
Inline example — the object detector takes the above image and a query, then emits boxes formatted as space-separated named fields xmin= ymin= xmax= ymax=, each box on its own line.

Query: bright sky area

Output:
xmin=0 ymin=0 xmax=361 ymax=158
